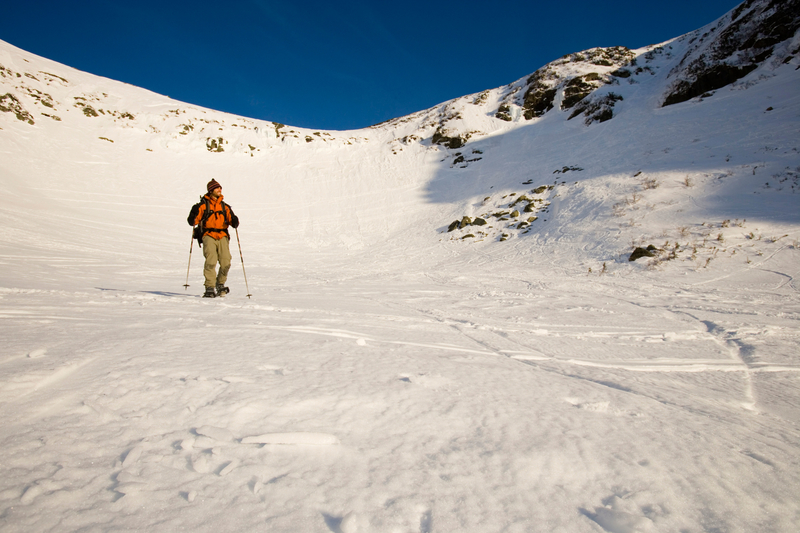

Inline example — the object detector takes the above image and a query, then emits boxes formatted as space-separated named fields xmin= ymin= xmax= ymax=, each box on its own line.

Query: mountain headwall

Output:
xmin=663 ymin=0 xmax=800 ymax=106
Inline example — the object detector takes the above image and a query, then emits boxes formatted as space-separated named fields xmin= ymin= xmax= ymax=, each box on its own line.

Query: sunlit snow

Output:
xmin=1 ymin=3 xmax=799 ymax=531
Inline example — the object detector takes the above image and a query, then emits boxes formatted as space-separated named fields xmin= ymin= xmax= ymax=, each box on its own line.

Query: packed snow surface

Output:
xmin=1 ymin=4 xmax=799 ymax=531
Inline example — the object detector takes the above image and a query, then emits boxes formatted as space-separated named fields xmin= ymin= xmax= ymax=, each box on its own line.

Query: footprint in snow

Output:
xmin=398 ymin=374 xmax=454 ymax=390
xmin=257 ymin=364 xmax=289 ymax=375
xmin=564 ymin=398 xmax=643 ymax=418
xmin=581 ymin=493 xmax=661 ymax=533
xmin=581 ymin=506 xmax=657 ymax=533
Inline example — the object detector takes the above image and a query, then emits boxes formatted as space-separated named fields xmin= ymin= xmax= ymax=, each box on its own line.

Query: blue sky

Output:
xmin=2 ymin=0 xmax=743 ymax=130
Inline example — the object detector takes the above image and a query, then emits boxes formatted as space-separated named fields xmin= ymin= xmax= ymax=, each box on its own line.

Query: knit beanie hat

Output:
xmin=207 ymin=179 xmax=221 ymax=193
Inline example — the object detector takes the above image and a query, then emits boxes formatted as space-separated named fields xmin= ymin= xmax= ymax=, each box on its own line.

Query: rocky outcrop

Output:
xmin=561 ymin=73 xmax=604 ymax=110
xmin=629 ymin=245 xmax=657 ymax=261
xmin=568 ymin=93 xmax=624 ymax=125
xmin=432 ymin=127 xmax=470 ymax=149
xmin=502 ymin=47 xmax=634 ymax=124
xmin=0 ymin=93 xmax=34 ymax=124
xmin=522 ymin=70 xmax=559 ymax=120
xmin=663 ymin=0 xmax=800 ymax=106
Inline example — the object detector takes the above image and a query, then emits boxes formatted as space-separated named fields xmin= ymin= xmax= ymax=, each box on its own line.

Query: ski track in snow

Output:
xmin=1 ymin=265 xmax=798 ymax=532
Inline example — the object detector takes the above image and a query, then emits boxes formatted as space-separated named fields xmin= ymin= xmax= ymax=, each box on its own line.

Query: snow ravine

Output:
xmin=1 ymin=2 xmax=799 ymax=531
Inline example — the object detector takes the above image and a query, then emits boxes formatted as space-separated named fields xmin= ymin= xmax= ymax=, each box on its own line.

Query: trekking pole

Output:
xmin=234 ymin=228 xmax=252 ymax=298
xmin=183 ymin=231 xmax=194 ymax=290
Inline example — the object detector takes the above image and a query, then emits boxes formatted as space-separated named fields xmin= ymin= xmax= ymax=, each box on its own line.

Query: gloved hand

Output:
xmin=231 ymin=214 xmax=240 ymax=229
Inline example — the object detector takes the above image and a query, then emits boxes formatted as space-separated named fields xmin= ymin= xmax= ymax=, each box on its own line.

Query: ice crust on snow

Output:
xmin=241 ymin=432 xmax=340 ymax=445
xmin=195 ymin=425 xmax=234 ymax=442
xmin=1 ymin=1 xmax=799 ymax=531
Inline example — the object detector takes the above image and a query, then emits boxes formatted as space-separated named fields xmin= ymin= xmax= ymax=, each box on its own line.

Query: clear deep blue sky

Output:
xmin=2 ymin=0 xmax=743 ymax=130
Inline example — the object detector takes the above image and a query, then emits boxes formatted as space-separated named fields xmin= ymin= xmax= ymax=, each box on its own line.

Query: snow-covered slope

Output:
xmin=1 ymin=1 xmax=799 ymax=531
xmin=1 ymin=0 xmax=798 ymax=275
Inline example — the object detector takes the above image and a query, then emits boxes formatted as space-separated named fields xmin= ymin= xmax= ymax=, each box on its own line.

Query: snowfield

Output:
xmin=1 ymin=2 xmax=799 ymax=531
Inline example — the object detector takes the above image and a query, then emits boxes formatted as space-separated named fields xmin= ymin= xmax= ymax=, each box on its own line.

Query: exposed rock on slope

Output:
xmin=663 ymin=0 xmax=800 ymax=106
xmin=516 ymin=47 xmax=635 ymax=121
xmin=568 ymin=92 xmax=624 ymax=125
xmin=410 ymin=0 xmax=800 ymax=152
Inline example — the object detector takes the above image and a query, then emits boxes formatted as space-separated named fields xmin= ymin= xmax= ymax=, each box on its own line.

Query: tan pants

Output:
xmin=202 ymin=235 xmax=232 ymax=288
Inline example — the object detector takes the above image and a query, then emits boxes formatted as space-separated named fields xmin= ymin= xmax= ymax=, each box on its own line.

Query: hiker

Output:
xmin=187 ymin=179 xmax=240 ymax=298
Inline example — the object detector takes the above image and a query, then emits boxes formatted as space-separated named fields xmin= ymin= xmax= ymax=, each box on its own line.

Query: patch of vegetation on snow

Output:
xmin=445 ymin=183 xmax=559 ymax=242
xmin=206 ymin=137 xmax=226 ymax=152
xmin=0 ymin=92 xmax=34 ymax=124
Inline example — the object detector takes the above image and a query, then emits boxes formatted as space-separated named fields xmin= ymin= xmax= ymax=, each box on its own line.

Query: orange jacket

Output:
xmin=191 ymin=194 xmax=234 ymax=240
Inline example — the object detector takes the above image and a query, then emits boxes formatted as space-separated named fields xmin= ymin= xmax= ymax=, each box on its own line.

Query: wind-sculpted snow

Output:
xmin=1 ymin=266 xmax=799 ymax=532
xmin=1 ymin=1 xmax=799 ymax=531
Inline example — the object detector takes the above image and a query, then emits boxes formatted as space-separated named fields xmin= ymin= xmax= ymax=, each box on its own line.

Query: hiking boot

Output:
xmin=216 ymin=284 xmax=230 ymax=297
xmin=203 ymin=286 xmax=217 ymax=298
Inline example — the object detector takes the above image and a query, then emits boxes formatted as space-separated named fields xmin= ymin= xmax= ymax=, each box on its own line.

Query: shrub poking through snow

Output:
xmin=206 ymin=137 xmax=225 ymax=152
xmin=445 ymin=183 xmax=560 ymax=243
xmin=81 ymin=105 xmax=99 ymax=117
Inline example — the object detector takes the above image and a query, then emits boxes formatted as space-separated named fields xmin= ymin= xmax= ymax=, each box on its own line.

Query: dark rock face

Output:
xmin=663 ymin=0 xmax=800 ymax=106
xmin=522 ymin=71 xmax=558 ymax=120
xmin=629 ymin=246 xmax=657 ymax=261
xmin=561 ymin=73 xmax=603 ymax=110
xmin=721 ymin=0 xmax=800 ymax=57
xmin=513 ymin=47 xmax=633 ymax=122
xmin=522 ymin=87 xmax=557 ymax=120
xmin=568 ymin=93 xmax=624 ymax=125
xmin=432 ymin=128 xmax=469 ymax=149
xmin=581 ymin=46 xmax=636 ymax=66
xmin=663 ymin=64 xmax=758 ymax=106
xmin=427 ymin=0 xmax=797 ymax=148
xmin=495 ymin=104 xmax=513 ymax=122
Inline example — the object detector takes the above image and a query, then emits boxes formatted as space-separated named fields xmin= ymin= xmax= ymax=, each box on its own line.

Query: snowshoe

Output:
xmin=216 ymin=284 xmax=230 ymax=297
xmin=203 ymin=287 xmax=217 ymax=298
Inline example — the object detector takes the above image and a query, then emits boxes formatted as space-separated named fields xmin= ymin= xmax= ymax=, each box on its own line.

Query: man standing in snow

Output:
xmin=187 ymin=179 xmax=240 ymax=298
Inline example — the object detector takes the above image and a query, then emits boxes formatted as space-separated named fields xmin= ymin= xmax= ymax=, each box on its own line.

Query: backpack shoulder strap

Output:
xmin=200 ymin=197 xmax=213 ymax=225
xmin=221 ymin=200 xmax=232 ymax=225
